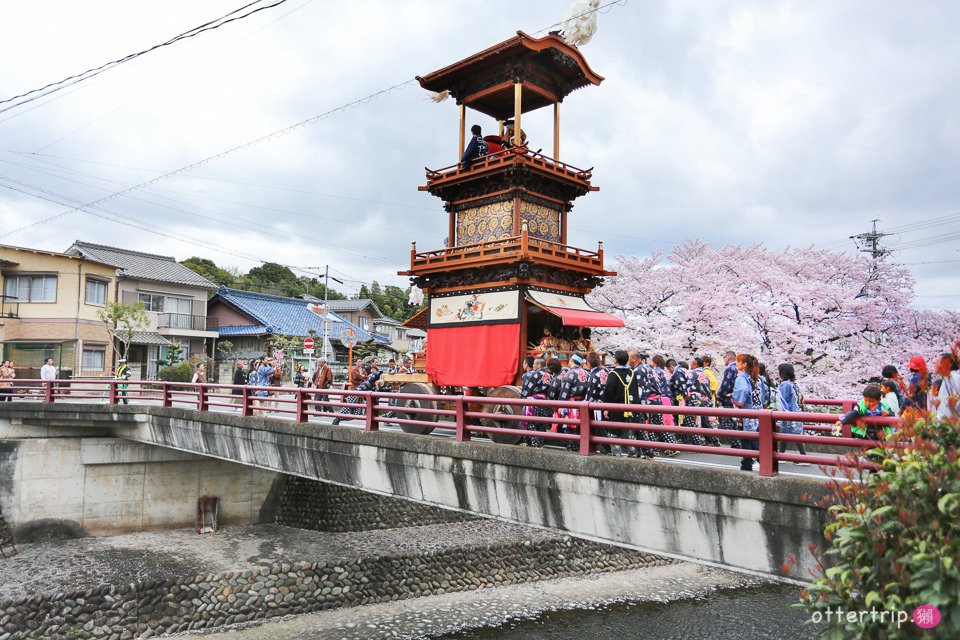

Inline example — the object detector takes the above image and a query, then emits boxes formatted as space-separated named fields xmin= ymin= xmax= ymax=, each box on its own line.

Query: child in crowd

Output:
xmin=879 ymin=379 xmax=901 ymax=415
xmin=834 ymin=383 xmax=894 ymax=440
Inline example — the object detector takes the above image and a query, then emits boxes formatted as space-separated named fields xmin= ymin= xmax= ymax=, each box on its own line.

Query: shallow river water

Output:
xmin=435 ymin=583 xmax=815 ymax=640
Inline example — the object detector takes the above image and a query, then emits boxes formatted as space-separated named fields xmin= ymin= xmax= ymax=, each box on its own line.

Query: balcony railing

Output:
xmin=423 ymin=147 xmax=594 ymax=186
xmin=157 ymin=314 xmax=218 ymax=331
xmin=0 ymin=297 xmax=18 ymax=319
xmin=402 ymin=227 xmax=610 ymax=276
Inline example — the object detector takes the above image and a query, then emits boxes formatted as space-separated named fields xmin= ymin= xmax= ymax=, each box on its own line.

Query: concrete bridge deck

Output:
xmin=0 ymin=402 xmax=831 ymax=580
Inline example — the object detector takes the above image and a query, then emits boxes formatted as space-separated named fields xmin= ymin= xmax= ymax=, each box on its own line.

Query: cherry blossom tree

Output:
xmin=589 ymin=240 xmax=960 ymax=396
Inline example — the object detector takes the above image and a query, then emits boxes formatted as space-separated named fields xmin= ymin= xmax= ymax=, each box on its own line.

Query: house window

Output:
xmin=85 ymin=278 xmax=108 ymax=306
xmin=360 ymin=317 xmax=369 ymax=331
xmin=3 ymin=274 xmax=57 ymax=303
xmin=82 ymin=349 xmax=105 ymax=371
xmin=395 ymin=328 xmax=405 ymax=340
xmin=138 ymin=292 xmax=164 ymax=312
xmin=160 ymin=296 xmax=194 ymax=328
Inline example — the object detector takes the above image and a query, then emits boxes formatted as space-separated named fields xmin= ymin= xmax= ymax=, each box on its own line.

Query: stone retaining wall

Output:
xmin=0 ymin=537 xmax=675 ymax=639
xmin=275 ymin=477 xmax=477 ymax=532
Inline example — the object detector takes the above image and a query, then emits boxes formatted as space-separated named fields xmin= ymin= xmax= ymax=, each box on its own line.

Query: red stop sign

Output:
xmin=303 ymin=338 xmax=314 ymax=350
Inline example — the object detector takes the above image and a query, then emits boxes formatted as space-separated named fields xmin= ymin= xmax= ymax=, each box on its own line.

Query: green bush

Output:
xmin=157 ymin=362 xmax=193 ymax=383
xmin=800 ymin=402 xmax=959 ymax=638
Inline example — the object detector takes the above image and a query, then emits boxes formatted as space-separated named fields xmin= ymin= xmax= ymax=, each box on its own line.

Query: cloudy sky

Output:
xmin=0 ymin=0 xmax=957 ymax=308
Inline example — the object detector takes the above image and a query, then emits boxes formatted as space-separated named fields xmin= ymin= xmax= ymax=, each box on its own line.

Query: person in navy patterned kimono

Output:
xmin=670 ymin=361 xmax=703 ymax=446
xmin=643 ymin=355 xmax=679 ymax=456
xmin=520 ymin=357 xmax=553 ymax=448
xmin=333 ymin=365 xmax=381 ymax=425
xmin=716 ymin=350 xmax=741 ymax=448
xmin=586 ymin=352 xmax=611 ymax=453
xmin=554 ymin=353 xmax=591 ymax=451
xmin=690 ymin=357 xmax=721 ymax=446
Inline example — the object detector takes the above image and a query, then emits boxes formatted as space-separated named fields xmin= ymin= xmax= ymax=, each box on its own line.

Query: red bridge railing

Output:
xmin=0 ymin=379 xmax=903 ymax=478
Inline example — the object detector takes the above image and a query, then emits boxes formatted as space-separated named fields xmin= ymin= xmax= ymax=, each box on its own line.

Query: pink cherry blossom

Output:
xmin=589 ymin=240 xmax=960 ymax=396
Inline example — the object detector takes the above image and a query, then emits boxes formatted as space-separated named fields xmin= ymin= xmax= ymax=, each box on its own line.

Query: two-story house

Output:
xmin=207 ymin=287 xmax=390 ymax=380
xmin=326 ymin=299 xmax=408 ymax=360
xmin=65 ymin=242 xmax=219 ymax=378
xmin=1 ymin=243 xmax=118 ymax=378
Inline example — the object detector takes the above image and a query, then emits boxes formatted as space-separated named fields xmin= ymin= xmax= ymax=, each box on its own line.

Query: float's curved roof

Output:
xmin=417 ymin=31 xmax=604 ymax=119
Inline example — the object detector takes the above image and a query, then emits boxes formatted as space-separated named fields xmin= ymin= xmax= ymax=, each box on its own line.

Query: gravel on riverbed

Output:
xmin=164 ymin=563 xmax=767 ymax=640
xmin=0 ymin=520 xmax=565 ymax=601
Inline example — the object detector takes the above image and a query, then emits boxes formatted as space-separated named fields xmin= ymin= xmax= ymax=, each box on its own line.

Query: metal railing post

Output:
xmin=455 ymin=396 xmax=469 ymax=442
xmin=43 ymin=381 xmax=53 ymax=403
xmin=365 ymin=393 xmax=377 ymax=431
xmin=296 ymin=389 xmax=306 ymax=423
xmin=758 ymin=411 xmax=777 ymax=477
xmin=108 ymin=380 xmax=118 ymax=405
xmin=578 ymin=401 xmax=592 ymax=456
xmin=198 ymin=384 xmax=208 ymax=412
xmin=241 ymin=387 xmax=253 ymax=417
xmin=162 ymin=383 xmax=172 ymax=408
xmin=840 ymin=400 xmax=855 ymax=438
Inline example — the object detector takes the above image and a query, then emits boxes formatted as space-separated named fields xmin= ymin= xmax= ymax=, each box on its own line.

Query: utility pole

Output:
xmin=850 ymin=219 xmax=890 ymax=298
xmin=850 ymin=219 xmax=891 ymax=268
xmin=303 ymin=265 xmax=343 ymax=364
xmin=323 ymin=265 xmax=330 ymax=364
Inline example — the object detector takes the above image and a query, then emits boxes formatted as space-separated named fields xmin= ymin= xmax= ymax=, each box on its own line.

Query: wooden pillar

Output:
xmin=553 ymin=102 xmax=560 ymax=160
xmin=458 ymin=103 xmax=466 ymax=158
xmin=561 ymin=208 xmax=567 ymax=244
xmin=513 ymin=82 xmax=522 ymax=146
xmin=513 ymin=195 xmax=522 ymax=236
xmin=448 ymin=210 xmax=456 ymax=247
xmin=498 ymin=120 xmax=505 ymax=137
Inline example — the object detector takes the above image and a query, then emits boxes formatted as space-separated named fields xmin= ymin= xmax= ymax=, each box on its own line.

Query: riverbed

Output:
xmin=166 ymin=563 xmax=809 ymax=640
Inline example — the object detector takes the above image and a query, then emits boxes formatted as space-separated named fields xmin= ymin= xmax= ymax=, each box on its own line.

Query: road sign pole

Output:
xmin=348 ymin=328 xmax=355 ymax=389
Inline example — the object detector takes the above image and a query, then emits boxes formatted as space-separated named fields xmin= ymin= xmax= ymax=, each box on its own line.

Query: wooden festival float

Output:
xmin=384 ymin=31 xmax=624 ymax=441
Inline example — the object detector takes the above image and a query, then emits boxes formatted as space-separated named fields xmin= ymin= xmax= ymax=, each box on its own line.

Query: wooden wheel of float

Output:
xmin=393 ymin=382 xmax=439 ymax=435
xmin=479 ymin=385 xmax=523 ymax=445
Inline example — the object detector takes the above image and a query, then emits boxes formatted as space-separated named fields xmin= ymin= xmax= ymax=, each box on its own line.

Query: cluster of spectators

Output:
xmin=518 ymin=347 xmax=960 ymax=471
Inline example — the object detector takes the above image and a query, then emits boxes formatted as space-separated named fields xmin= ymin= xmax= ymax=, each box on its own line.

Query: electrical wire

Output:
xmin=0 ymin=78 xmax=418 ymax=239
xmin=0 ymin=0 xmax=292 ymax=117
xmin=0 ymin=0 xmax=632 ymax=270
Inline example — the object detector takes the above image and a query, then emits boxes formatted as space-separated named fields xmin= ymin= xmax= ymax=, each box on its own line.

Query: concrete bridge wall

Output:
xmin=0 ymin=404 xmax=830 ymax=579
xmin=0 ymin=414 xmax=281 ymax=540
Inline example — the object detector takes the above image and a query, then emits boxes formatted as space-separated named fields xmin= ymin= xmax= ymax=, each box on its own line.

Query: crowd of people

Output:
xmin=518 ymin=346 xmax=960 ymax=471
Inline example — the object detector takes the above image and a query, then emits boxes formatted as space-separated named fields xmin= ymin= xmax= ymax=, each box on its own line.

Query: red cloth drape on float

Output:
xmin=426 ymin=323 xmax=521 ymax=387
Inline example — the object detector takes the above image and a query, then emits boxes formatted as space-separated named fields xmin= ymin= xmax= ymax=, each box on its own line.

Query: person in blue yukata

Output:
xmin=732 ymin=353 xmax=768 ymax=472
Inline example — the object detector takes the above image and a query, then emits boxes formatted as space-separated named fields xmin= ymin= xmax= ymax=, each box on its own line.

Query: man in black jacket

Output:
xmin=232 ymin=360 xmax=247 ymax=398
xmin=460 ymin=124 xmax=488 ymax=169
xmin=602 ymin=350 xmax=652 ymax=458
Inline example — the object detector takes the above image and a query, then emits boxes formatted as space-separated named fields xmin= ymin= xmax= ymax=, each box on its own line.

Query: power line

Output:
xmin=0 ymin=78 xmax=419 ymax=239
xmin=0 ymin=0 xmax=630 ymax=246
xmin=0 ymin=0 xmax=292 ymax=117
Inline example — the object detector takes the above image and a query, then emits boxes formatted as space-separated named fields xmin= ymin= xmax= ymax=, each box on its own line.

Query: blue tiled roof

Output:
xmin=212 ymin=287 xmax=390 ymax=345
xmin=217 ymin=324 xmax=270 ymax=336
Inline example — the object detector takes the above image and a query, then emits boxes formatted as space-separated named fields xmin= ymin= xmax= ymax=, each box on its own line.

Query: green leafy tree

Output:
xmin=97 ymin=301 xmax=148 ymax=360
xmin=216 ymin=339 xmax=235 ymax=360
xmin=800 ymin=344 xmax=960 ymax=638
xmin=180 ymin=257 xmax=237 ymax=287
xmin=355 ymin=280 xmax=424 ymax=322
xmin=162 ymin=341 xmax=184 ymax=367
xmin=158 ymin=362 xmax=193 ymax=383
